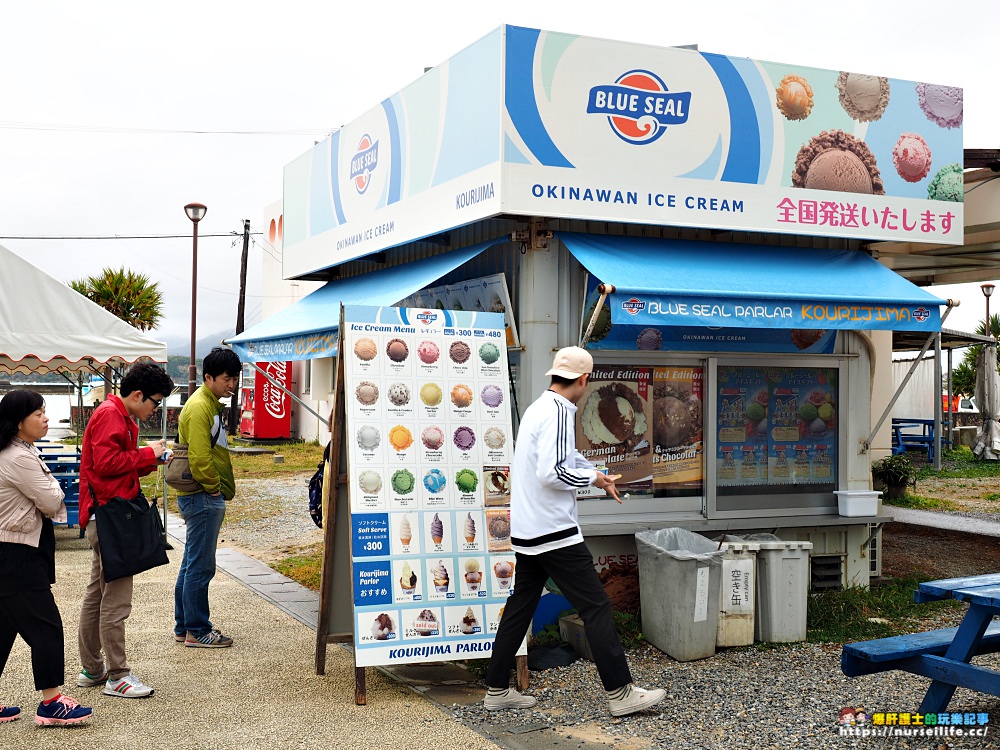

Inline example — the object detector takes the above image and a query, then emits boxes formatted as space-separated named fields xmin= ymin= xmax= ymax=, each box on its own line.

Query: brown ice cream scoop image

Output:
xmin=835 ymin=72 xmax=890 ymax=122
xmin=792 ymin=130 xmax=884 ymax=196
xmin=581 ymin=382 xmax=648 ymax=451
xmin=488 ymin=513 xmax=511 ymax=540
xmin=654 ymin=396 xmax=693 ymax=448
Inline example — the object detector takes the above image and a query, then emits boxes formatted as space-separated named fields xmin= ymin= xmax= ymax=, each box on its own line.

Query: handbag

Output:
xmin=165 ymin=422 xmax=221 ymax=493
xmin=95 ymin=490 xmax=169 ymax=582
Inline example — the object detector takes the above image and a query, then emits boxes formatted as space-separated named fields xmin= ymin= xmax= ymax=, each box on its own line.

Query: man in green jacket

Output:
xmin=173 ymin=347 xmax=241 ymax=648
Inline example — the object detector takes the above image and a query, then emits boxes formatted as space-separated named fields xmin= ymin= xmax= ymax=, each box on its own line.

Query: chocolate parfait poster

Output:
xmin=577 ymin=366 xmax=652 ymax=493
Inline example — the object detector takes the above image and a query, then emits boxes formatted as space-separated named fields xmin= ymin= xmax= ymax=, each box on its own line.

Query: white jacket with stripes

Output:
xmin=511 ymin=389 xmax=598 ymax=555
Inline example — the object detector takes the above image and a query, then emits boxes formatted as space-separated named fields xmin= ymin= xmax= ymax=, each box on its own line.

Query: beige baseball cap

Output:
xmin=545 ymin=346 xmax=594 ymax=379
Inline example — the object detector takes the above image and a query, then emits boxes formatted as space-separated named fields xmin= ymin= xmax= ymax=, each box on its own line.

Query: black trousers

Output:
xmin=0 ymin=588 xmax=65 ymax=691
xmin=485 ymin=541 xmax=632 ymax=691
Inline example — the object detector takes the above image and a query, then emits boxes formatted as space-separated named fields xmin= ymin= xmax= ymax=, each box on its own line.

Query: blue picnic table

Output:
xmin=841 ymin=573 xmax=1000 ymax=713
xmin=891 ymin=418 xmax=939 ymax=462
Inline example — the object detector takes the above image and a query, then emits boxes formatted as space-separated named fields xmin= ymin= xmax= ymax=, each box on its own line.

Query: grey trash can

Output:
xmin=749 ymin=537 xmax=813 ymax=643
xmin=635 ymin=528 xmax=724 ymax=661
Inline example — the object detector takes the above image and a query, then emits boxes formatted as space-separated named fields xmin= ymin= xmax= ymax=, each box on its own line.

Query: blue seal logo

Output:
xmin=349 ymin=134 xmax=379 ymax=194
xmin=416 ymin=311 xmax=438 ymax=325
xmin=587 ymin=70 xmax=691 ymax=145
xmin=912 ymin=307 xmax=931 ymax=323
xmin=622 ymin=298 xmax=646 ymax=315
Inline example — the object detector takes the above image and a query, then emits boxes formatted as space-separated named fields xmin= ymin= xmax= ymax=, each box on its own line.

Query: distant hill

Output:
xmin=159 ymin=329 xmax=233 ymax=359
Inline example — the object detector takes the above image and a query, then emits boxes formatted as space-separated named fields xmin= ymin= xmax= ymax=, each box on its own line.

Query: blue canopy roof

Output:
xmin=560 ymin=232 xmax=948 ymax=332
xmin=227 ymin=241 xmax=495 ymax=362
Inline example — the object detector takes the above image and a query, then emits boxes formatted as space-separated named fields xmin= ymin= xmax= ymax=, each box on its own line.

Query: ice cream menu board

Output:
xmin=715 ymin=365 xmax=837 ymax=489
xmin=576 ymin=365 xmax=653 ymax=495
xmin=342 ymin=304 xmax=515 ymax=667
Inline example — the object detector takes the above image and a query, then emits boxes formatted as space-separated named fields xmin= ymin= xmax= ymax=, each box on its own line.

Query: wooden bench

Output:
xmin=842 ymin=621 xmax=1000 ymax=677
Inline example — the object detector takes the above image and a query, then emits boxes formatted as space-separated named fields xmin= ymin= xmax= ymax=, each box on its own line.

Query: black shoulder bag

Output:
xmin=94 ymin=486 xmax=169 ymax=582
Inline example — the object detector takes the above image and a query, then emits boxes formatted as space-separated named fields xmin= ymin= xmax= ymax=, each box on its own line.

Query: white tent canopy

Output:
xmin=0 ymin=243 xmax=168 ymax=375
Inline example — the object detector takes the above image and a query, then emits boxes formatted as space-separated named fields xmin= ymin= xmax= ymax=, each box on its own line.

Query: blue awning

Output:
xmin=227 ymin=241 xmax=495 ymax=362
xmin=560 ymin=232 xmax=948 ymax=332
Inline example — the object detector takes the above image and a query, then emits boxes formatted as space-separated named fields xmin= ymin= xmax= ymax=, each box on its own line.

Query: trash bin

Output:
xmin=715 ymin=538 xmax=758 ymax=647
xmin=635 ymin=528 xmax=724 ymax=661
xmin=748 ymin=536 xmax=813 ymax=643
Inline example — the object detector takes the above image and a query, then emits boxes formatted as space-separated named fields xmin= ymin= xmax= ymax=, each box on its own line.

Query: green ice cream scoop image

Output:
xmin=391 ymin=469 xmax=416 ymax=495
xmin=455 ymin=469 xmax=479 ymax=493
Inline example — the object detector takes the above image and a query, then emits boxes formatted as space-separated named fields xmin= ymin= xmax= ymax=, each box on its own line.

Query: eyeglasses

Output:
xmin=143 ymin=396 xmax=162 ymax=409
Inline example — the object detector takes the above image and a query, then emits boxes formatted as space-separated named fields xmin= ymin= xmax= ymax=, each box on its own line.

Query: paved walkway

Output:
xmin=887 ymin=507 xmax=1000 ymax=538
xmin=0 ymin=519 xmax=502 ymax=750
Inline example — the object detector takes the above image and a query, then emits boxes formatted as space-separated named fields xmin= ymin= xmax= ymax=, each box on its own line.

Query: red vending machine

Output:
xmin=240 ymin=361 xmax=292 ymax=439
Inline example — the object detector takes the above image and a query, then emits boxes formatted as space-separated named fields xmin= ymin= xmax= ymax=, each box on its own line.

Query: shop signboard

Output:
xmin=283 ymin=26 xmax=962 ymax=279
xmin=341 ymin=304 xmax=514 ymax=667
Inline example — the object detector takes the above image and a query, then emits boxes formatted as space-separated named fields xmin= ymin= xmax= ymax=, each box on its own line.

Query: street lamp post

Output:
xmin=982 ymin=283 xmax=996 ymax=340
xmin=185 ymin=203 xmax=207 ymax=396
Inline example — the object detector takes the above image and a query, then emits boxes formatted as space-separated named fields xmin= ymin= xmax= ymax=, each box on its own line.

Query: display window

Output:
xmin=575 ymin=353 xmax=845 ymax=522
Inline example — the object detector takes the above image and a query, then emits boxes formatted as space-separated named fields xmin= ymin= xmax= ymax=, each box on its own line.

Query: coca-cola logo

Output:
xmin=262 ymin=362 xmax=288 ymax=420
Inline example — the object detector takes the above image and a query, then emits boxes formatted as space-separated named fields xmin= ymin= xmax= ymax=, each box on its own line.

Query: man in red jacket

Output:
xmin=76 ymin=363 xmax=174 ymax=699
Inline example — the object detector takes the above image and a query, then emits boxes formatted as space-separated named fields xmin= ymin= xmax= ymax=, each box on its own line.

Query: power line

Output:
xmin=0 ymin=233 xmax=262 ymax=240
xmin=0 ymin=120 xmax=332 ymax=137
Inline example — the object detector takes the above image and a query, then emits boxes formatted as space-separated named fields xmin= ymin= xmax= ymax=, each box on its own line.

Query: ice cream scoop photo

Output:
xmin=413 ymin=609 xmax=438 ymax=636
xmin=464 ymin=559 xmax=483 ymax=591
xmin=581 ymin=381 xmax=648 ymax=451
xmin=835 ymin=72 xmax=890 ymax=122
xmin=792 ymin=130 xmax=884 ymax=195
xmin=892 ymin=133 xmax=932 ymax=183
xmin=371 ymin=613 xmax=394 ymax=641
xmin=463 ymin=513 xmax=476 ymax=544
xmin=493 ymin=560 xmax=514 ymax=588
xmin=775 ymin=73 xmax=813 ymax=121
xmin=400 ymin=562 xmax=417 ymax=593
xmin=461 ymin=607 xmax=480 ymax=634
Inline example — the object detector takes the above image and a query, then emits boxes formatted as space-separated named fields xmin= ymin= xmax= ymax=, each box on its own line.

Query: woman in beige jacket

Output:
xmin=0 ymin=389 xmax=92 ymax=726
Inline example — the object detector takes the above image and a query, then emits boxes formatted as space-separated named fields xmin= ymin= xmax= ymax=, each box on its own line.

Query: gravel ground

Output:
xmin=220 ymin=475 xmax=1000 ymax=750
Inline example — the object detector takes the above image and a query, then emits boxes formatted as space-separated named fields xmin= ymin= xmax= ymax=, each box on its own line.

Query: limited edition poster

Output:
xmin=576 ymin=365 xmax=653 ymax=494
xmin=342 ymin=304 xmax=515 ymax=668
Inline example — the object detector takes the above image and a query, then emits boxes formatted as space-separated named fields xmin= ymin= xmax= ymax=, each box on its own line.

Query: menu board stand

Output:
xmin=315 ymin=303 xmax=529 ymax=703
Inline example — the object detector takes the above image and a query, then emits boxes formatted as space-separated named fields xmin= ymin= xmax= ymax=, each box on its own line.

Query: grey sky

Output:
xmin=1 ymin=0 xmax=994 ymax=344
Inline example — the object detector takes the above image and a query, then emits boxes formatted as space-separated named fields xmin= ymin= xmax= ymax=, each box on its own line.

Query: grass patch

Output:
xmin=807 ymin=576 xmax=961 ymax=643
xmin=916 ymin=446 xmax=1000 ymax=480
xmin=272 ymin=546 xmax=323 ymax=590
xmin=881 ymin=493 xmax=959 ymax=511
xmin=985 ymin=493 xmax=1000 ymax=503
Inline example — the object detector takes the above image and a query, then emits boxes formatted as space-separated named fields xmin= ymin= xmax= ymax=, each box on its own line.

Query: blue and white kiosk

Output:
xmin=228 ymin=26 xmax=964 ymax=677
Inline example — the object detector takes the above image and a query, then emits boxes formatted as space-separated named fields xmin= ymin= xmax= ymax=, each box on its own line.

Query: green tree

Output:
xmin=69 ymin=267 xmax=163 ymax=331
xmin=952 ymin=314 xmax=999 ymax=396
xmin=69 ymin=268 xmax=165 ymax=394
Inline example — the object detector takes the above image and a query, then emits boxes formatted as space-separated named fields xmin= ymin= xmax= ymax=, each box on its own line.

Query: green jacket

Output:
xmin=177 ymin=384 xmax=235 ymax=499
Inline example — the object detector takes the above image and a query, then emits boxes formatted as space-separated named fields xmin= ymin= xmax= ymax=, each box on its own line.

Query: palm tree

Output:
xmin=70 ymin=268 xmax=164 ymax=393
xmin=951 ymin=315 xmax=999 ymax=396
xmin=70 ymin=268 xmax=163 ymax=331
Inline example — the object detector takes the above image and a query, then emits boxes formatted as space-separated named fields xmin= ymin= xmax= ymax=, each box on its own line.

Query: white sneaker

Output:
xmin=103 ymin=674 xmax=154 ymax=699
xmin=76 ymin=665 xmax=107 ymax=687
xmin=608 ymin=684 xmax=666 ymax=717
xmin=483 ymin=688 xmax=537 ymax=711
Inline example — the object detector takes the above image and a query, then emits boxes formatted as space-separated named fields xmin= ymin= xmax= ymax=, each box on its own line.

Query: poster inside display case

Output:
xmin=716 ymin=365 xmax=837 ymax=491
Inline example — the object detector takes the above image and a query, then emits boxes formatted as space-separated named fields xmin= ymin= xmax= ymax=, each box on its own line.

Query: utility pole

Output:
xmin=230 ymin=219 xmax=250 ymax=434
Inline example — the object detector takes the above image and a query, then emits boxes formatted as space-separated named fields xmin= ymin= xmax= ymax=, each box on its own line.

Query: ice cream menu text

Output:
xmin=342 ymin=305 xmax=515 ymax=667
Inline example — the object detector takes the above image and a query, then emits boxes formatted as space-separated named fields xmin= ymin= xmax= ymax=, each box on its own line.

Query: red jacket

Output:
xmin=79 ymin=396 xmax=159 ymax=529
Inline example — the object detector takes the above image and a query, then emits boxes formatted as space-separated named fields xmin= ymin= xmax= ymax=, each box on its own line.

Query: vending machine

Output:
xmin=240 ymin=361 xmax=292 ymax=439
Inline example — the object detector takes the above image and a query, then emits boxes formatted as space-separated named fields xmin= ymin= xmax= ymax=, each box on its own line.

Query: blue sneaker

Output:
xmin=34 ymin=694 xmax=92 ymax=726
xmin=0 ymin=704 xmax=20 ymax=722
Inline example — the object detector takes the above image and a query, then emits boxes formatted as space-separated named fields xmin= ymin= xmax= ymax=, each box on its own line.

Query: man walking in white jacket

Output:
xmin=483 ymin=347 xmax=665 ymax=717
